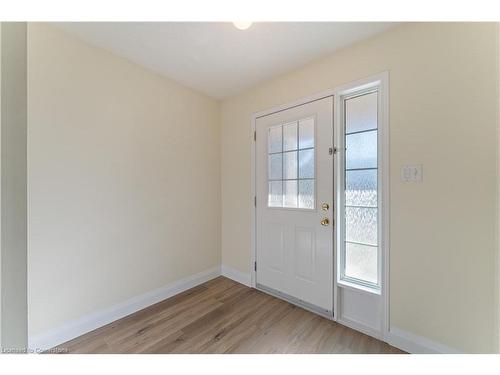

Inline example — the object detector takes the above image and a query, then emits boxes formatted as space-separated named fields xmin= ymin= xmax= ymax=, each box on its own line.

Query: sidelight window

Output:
xmin=341 ymin=91 xmax=379 ymax=287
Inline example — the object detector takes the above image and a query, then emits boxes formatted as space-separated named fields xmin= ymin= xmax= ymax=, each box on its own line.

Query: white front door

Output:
xmin=255 ymin=96 xmax=334 ymax=313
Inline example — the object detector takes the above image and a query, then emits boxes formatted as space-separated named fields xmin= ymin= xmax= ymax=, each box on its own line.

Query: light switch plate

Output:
xmin=401 ymin=165 xmax=423 ymax=183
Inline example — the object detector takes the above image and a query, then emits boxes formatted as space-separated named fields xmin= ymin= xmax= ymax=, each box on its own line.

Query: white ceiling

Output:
xmin=54 ymin=22 xmax=397 ymax=99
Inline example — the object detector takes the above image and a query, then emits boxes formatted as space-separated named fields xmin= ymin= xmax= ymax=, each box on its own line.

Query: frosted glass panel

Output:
xmin=299 ymin=118 xmax=314 ymax=149
xmin=268 ymin=153 xmax=282 ymax=180
xmin=283 ymin=122 xmax=298 ymax=151
xmin=298 ymin=180 xmax=314 ymax=209
xmin=299 ymin=149 xmax=314 ymax=179
xmin=345 ymin=242 xmax=378 ymax=284
xmin=346 ymin=130 xmax=377 ymax=169
xmin=268 ymin=125 xmax=282 ymax=153
xmin=268 ymin=181 xmax=283 ymax=207
xmin=346 ymin=169 xmax=377 ymax=207
xmin=342 ymin=90 xmax=379 ymax=287
xmin=345 ymin=207 xmax=377 ymax=246
xmin=267 ymin=117 xmax=315 ymax=210
xmin=283 ymin=151 xmax=297 ymax=180
xmin=283 ymin=180 xmax=298 ymax=208
xmin=345 ymin=92 xmax=377 ymax=134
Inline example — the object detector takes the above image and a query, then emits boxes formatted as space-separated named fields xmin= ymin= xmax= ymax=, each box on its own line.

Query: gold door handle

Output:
xmin=320 ymin=218 xmax=330 ymax=226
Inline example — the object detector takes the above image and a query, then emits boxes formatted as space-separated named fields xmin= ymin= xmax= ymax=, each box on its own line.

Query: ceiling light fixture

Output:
xmin=233 ymin=22 xmax=253 ymax=30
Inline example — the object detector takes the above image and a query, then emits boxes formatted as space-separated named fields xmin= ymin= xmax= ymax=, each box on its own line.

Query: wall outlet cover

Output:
xmin=401 ymin=165 xmax=423 ymax=183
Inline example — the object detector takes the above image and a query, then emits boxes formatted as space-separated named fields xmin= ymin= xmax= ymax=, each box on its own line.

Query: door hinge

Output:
xmin=254 ymin=196 xmax=257 ymax=207
xmin=254 ymin=261 xmax=257 ymax=271
xmin=253 ymin=131 xmax=256 ymax=141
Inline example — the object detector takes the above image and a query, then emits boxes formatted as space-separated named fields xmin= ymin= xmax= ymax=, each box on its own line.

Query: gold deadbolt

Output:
xmin=321 ymin=203 xmax=329 ymax=211
xmin=320 ymin=218 xmax=330 ymax=226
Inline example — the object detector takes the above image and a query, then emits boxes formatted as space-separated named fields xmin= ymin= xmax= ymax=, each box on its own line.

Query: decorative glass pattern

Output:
xmin=345 ymin=242 xmax=378 ymax=284
xmin=299 ymin=118 xmax=314 ymax=149
xmin=283 ymin=122 xmax=298 ymax=151
xmin=267 ymin=117 xmax=315 ymax=209
xmin=268 ymin=125 xmax=282 ymax=154
xmin=299 ymin=149 xmax=314 ymax=179
xmin=345 ymin=207 xmax=377 ymax=246
xmin=345 ymin=92 xmax=377 ymax=134
xmin=283 ymin=151 xmax=298 ymax=180
xmin=343 ymin=91 xmax=379 ymax=286
xmin=268 ymin=181 xmax=282 ymax=207
xmin=268 ymin=153 xmax=283 ymax=180
xmin=283 ymin=180 xmax=298 ymax=208
xmin=346 ymin=131 xmax=377 ymax=170
xmin=346 ymin=169 xmax=377 ymax=207
xmin=298 ymin=180 xmax=314 ymax=209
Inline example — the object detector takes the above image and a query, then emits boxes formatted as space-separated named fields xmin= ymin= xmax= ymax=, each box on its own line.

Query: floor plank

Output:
xmin=53 ymin=277 xmax=405 ymax=354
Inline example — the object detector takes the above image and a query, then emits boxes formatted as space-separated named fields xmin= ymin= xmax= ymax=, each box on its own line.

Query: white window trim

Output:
xmin=333 ymin=72 xmax=389 ymax=337
xmin=250 ymin=71 xmax=390 ymax=339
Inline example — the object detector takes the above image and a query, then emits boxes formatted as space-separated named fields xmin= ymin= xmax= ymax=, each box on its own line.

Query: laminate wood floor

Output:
xmin=54 ymin=277 xmax=405 ymax=354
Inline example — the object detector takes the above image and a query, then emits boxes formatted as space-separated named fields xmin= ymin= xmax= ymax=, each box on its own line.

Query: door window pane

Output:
xmin=345 ymin=207 xmax=378 ymax=246
xmin=299 ymin=118 xmax=314 ymax=149
xmin=298 ymin=149 xmax=314 ymax=179
xmin=267 ymin=117 xmax=315 ymax=210
xmin=268 ymin=153 xmax=283 ymax=180
xmin=283 ymin=121 xmax=298 ymax=151
xmin=346 ymin=131 xmax=377 ymax=170
xmin=298 ymin=180 xmax=314 ymax=209
xmin=268 ymin=181 xmax=283 ymax=207
xmin=346 ymin=169 xmax=377 ymax=207
xmin=268 ymin=125 xmax=282 ymax=153
xmin=345 ymin=92 xmax=377 ymax=134
xmin=283 ymin=180 xmax=298 ymax=208
xmin=283 ymin=151 xmax=297 ymax=180
xmin=345 ymin=242 xmax=378 ymax=284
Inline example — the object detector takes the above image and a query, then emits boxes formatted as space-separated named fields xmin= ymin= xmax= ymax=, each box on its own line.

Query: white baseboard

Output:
xmin=221 ymin=264 xmax=251 ymax=286
xmin=337 ymin=317 xmax=382 ymax=341
xmin=28 ymin=266 xmax=221 ymax=351
xmin=337 ymin=320 xmax=461 ymax=354
xmin=386 ymin=326 xmax=462 ymax=354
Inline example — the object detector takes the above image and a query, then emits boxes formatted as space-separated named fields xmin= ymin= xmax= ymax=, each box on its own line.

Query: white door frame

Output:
xmin=250 ymin=71 xmax=390 ymax=341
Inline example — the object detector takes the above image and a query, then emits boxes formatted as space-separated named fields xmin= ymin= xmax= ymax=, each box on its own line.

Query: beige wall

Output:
xmin=221 ymin=23 xmax=499 ymax=353
xmin=27 ymin=23 xmax=221 ymax=336
xmin=0 ymin=21 xmax=2 ymax=347
xmin=496 ymin=23 xmax=500 ymax=352
xmin=1 ymin=22 xmax=28 ymax=350
xmin=0 ymin=22 xmax=2 ymax=346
